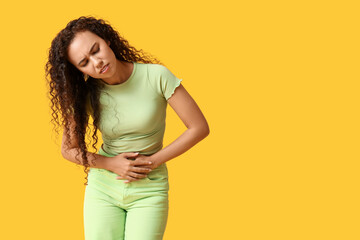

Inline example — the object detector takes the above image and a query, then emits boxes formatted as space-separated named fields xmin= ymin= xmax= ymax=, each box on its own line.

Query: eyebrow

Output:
xmin=78 ymin=42 xmax=97 ymax=66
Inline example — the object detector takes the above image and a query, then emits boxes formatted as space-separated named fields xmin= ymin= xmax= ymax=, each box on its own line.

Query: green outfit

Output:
xmin=84 ymin=61 xmax=182 ymax=240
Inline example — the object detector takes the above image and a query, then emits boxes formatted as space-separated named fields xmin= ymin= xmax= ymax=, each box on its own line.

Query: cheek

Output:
xmin=79 ymin=68 xmax=89 ymax=75
xmin=104 ymin=48 xmax=115 ymax=59
xmin=83 ymin=64 xmax=95 ymax=73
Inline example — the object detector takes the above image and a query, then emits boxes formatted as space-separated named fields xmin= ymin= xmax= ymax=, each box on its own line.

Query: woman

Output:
xmin=45 ymin=16 xmax=209 ymax=240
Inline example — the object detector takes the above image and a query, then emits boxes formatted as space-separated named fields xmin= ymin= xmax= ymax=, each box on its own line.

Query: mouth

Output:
xmin=100 ymin=64 xmax=110 ymax=74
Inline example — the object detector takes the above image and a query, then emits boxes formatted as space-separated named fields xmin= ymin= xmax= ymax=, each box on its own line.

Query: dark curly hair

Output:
xmin=45 ymin=16 xmax=163 ymax=185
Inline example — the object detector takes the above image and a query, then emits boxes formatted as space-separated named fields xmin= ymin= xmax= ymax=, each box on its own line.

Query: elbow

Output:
xmin=61 ymin=144 xmax=72 ymax=160
xmin=195 ymin=124 xmax=210 ymax=140
xmin=61 ymin=147 xmax=68 ymax=159
xmin=203 ymin=126 xmax=210 ymax=138
xmin=202 ymin=121 xmax=210 ymax=137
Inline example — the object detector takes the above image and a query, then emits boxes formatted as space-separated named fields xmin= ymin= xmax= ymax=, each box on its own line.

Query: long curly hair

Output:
xmin=45 ymin=16 xmax=163 ymax=185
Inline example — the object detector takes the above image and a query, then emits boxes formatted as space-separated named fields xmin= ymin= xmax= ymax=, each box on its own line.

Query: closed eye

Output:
xmin=81 ymin=47 xmax=100 ymax=67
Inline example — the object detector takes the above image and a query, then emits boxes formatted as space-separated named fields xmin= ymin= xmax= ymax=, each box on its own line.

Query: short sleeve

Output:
xmin=149 ymin=64 xmax=183 ymax=101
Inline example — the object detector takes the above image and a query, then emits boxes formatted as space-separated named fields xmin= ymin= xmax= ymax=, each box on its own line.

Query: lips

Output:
xmin=100 ymin=64 xmax=109 ymax=74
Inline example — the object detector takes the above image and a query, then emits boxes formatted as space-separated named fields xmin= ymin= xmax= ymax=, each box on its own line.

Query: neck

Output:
xmin=101 ymin=60 xmax=130 ymax=85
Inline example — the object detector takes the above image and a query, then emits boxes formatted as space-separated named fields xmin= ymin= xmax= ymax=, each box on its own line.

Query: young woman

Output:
xmin=45 ymin=16 xmax=209 ymax=240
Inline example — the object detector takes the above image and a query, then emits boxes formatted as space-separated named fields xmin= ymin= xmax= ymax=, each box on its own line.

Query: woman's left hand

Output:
xmin=116 ymin=154 xmax=159 ymax=183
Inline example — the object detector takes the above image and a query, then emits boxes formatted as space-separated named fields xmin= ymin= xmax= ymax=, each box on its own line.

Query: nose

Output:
xmin=90 ymin=56 xmax=104 ymax=70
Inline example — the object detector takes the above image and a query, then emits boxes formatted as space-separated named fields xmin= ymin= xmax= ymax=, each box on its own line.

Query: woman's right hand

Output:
xmin=106 ymin=152 xmax=153 ymax=182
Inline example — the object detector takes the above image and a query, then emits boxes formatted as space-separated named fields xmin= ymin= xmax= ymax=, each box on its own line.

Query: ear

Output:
xmin=106 ymin=40 xmax=111 ymax=46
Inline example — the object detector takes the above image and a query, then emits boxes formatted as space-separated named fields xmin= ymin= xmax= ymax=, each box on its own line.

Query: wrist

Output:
xmin=148 ymin=155 xmax=161 ymax=169
xmin=95 ymin=154 xmax=113 ymax=171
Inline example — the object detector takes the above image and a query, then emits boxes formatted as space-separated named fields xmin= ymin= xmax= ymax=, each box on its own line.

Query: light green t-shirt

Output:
xmin=87 ymin=61 xmax=182 ymax=156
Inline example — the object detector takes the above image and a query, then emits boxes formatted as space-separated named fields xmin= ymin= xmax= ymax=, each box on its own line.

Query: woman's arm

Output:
xmin=61 ymin=117 xmax=152 ymax=181
xmin=60 ymin=116 xmax=111 ymax=169
xmin=148 ymin=83 xmax=210 ymax=168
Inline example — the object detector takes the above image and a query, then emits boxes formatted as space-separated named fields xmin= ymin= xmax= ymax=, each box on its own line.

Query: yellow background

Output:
xmin=0 ymin=0 xmax=359 ymax=239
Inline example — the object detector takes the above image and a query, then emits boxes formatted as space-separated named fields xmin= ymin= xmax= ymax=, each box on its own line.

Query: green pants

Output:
xmin=83 ymin=147 xmax=169 ymax=240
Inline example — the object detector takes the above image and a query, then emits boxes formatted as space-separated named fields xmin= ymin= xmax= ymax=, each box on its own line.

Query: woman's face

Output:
xmin=67 ymin=30 xmax=117 ymax=80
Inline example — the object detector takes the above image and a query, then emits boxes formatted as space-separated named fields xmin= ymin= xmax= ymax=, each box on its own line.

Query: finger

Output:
xmin=135 ymin=164 xmax=154 ymax=168
xmin=124 ymin=175 xmax=139 ymax=183
xmin=122 ymin=152 xmax=139 ymax=159
xmin=130 ymin=166 xmax=152 ymax=173
xmin=116 ymin=172 xmax=145 ymax=180
xmin=128 ymin=172 xmax=148 ymax=179
xmin=131 ymin=159 xmax=153 ymax=166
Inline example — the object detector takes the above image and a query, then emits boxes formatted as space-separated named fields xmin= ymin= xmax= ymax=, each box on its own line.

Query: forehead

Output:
xmin=67 ymin=31 xmax=102 ymax=63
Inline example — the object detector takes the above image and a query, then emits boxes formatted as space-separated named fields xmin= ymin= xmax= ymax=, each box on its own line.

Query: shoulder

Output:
xmin=134 ymin=62 xmax=169 ymax=79
xmin=147 ymin=64 xmax=180 ymax=83
xmin=144 ymin=63 xmax=183 ymax=101
xmin=145 ymin=63 xmax=169 ymax=75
